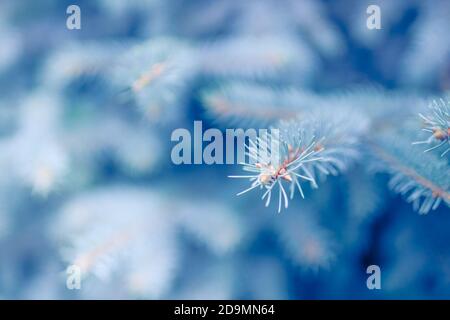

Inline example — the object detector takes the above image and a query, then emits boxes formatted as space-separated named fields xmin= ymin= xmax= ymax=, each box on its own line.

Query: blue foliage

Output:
xmin=0 ymin=0 xmax=449 ymax=300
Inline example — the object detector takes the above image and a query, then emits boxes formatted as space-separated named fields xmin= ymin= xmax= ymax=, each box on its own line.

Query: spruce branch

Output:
xmin=41 ymin=42 xmax=122 ymax=90
xmin=54 ymin=187 xmax=242 ymax=297
xmin=201 ymin=82 xmax=319 ymax=126
xmin=229 ymin=133 xmax=322 ymax=213
xmin=370 ymin=130 xmax=450 ymax=214
xmin=111 ymin=38 xmax=197 ymax=124
xmin=275 ymin=208 xmax=336 ymax=270
xmin=54 ymin=187 xmax=179 ymax=298
xmin=413 ymin=98 xmax=450 ymax=157
xmin=229 ymin=109 xmax=368 ymax=212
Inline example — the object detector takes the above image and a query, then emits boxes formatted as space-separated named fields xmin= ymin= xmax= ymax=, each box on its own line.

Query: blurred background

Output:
xmin=0 ymin=0 xmax=449 ymax=299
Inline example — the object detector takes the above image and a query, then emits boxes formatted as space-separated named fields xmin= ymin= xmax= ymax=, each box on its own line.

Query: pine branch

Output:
xmin=199 ymin=35 xmax=317 ymax=80
xmin=413 ymin=98 xmax=450 ymax=157
xmin=369 ymin=130 xmax=450 ymax=214
xmin=400 ymin=0 xmax=450 ymax=85
xmin=111 ymin=38 xmax=197 ymax=124
xmin=54 ymin=187 xmax=243 ymax=297
xmin=41 ymin=42 xmax=122 ymax=90
xmin=54 ymin=187 xmax=179 ymax=297
xmin=201 ymin=82 xmax=315 ymax=126
xmin=229 ymin=108 xmax=368 ymax=212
